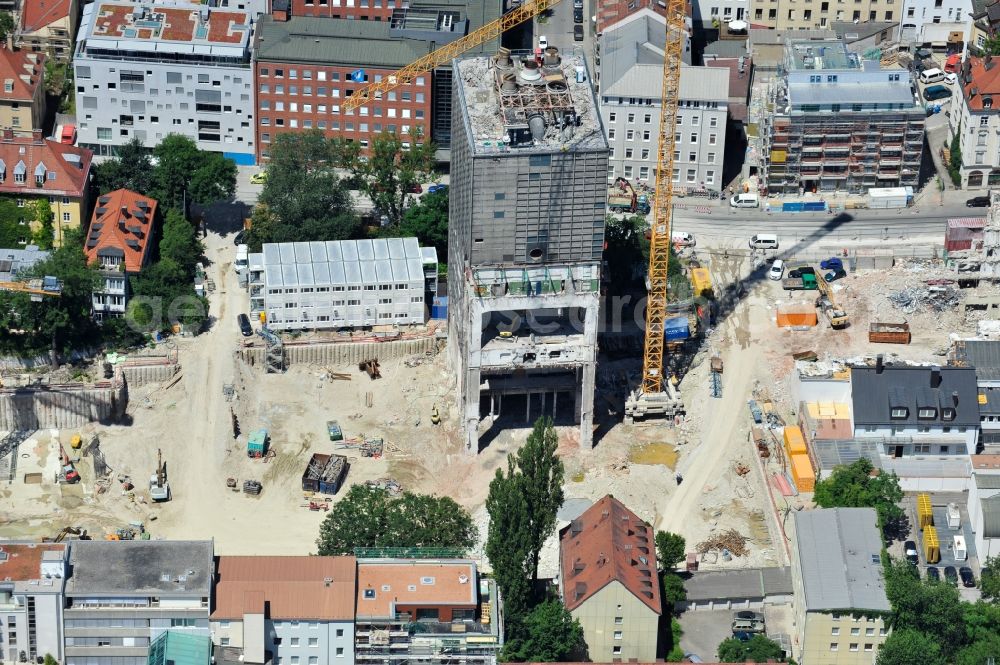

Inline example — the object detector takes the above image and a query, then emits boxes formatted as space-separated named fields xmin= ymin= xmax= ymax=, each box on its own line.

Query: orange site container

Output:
xmin=776 ymin=304 xmax=818 ymax=328
xmin=790 ymin=453 xmax=815 ymax=492
xmin=783 ymin=426 xmax=807 ymax=456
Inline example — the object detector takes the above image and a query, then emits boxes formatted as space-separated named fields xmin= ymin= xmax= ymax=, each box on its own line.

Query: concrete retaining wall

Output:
xmin=120 ymin=363 xmax=180 ymax=388
xmin=0 ymin=381 xmax=127 ymax=430
xmin=237 ymin=337 xmax=436 ymax=368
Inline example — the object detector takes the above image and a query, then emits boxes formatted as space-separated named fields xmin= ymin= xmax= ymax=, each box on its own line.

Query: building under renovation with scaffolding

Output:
xmin=760 ymin=39 xmax=925 ymax=194
xmin=448 ymin=46 xmax=608 ymax=453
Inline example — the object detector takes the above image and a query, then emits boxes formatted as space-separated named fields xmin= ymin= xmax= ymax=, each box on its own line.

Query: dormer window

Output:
xmin=3 ymin=80 xmax=12 ymax=94
xmin=918 ymin=408 xmax=937 ymax=419
xmin=13 ymin=160 xmax=25 ymax=184
xmin=891 ymin=407 xmax=908 ymax=419
xmin=942 ymin=408 xmax=956 ymax=421
xmin=34 ymin=162 xmax=46 ymax=187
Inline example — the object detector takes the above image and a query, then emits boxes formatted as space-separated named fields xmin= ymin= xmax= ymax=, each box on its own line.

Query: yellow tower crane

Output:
xmin=0 ymin=277 xmax=62 ymax=302
xmin=342 ymin=0 xmax=562 ymax=111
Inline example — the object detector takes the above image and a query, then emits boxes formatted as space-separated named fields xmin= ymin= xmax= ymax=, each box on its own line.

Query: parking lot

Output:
xmin=678 ymin=605 xmax=794 ymax=662
xmin=900 ymin=493 xmax=982 ymax=601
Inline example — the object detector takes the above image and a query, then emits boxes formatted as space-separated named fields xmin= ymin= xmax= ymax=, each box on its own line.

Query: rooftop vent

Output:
xmin=420 ymin=576 xmax=435 ymax=585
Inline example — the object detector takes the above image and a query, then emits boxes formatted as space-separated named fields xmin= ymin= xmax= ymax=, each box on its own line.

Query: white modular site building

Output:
xmin=257 ymin=238 xmax=437 ymax=331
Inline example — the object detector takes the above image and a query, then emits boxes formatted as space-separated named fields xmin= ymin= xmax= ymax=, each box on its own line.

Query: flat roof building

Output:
xmin=74 ymin=1 xmax=257 ymax=162
xmin=449 ymin=46 xmax=607 ymax=452
xmin=0 ymin=245 xmax=50 ymax=283
xmin=760 ymin=39 xmax=925 ymax=194
xmin=0 ymin=543 xmax=69 ymax=663
xmin=257 ymin=238 xmax=436 ymax=331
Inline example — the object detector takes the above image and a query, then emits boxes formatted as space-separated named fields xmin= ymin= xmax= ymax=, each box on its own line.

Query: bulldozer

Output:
xmin=149 ymin=449 xmax=170 ymax=502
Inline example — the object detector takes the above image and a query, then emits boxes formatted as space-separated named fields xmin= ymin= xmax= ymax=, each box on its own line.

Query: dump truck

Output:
xmin=149 ymin=449 xmax=170 ymax=502
xmin=607 ymin=177 xmax=651 ymax=214
xmin=782 ymin=273 xmax=818 ymax=290
xmin=247 ymin=429 xmax=269 ymax=458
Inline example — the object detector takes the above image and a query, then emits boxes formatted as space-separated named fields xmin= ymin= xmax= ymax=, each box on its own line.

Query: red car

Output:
xmin=409 ymin=183 xmax=423 ymax=193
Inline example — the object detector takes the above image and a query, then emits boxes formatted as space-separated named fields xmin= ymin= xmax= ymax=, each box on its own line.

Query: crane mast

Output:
xmin=624 ymin=0 xmax=687 ymax=419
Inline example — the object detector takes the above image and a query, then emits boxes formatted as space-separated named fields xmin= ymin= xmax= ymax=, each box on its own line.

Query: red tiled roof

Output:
xmin=0 ymin=132 xmax=92 ymax=198
xmin=559 ymin=495 xmax=662 ymax=614
xmin=84 ymin=189 xmax=158 ymax=273
xmin=92 ymin=4 xmax=249 ymax=44
xmin=21 ymin=0 xmax=72 ymax=32
xmin=0 ymin=48 xmax=44 ymax=102
xmin=356 ymin=560 xmax=478 ymax=619
xmin=961 ymin=56 xmax=1000 ymax=111
xmin=212 ymin=556 xmax=356 ymax=621
xmin=972 ymin=454 xmax=1000 ymax=469
xmin=0 ymin=543 xmax=66 ymax=581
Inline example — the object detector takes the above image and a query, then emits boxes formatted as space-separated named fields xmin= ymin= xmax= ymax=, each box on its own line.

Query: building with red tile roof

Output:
xmin=0 ymin=47 xmax=46 ymax=136
xmin=0 ymin=128 xmax=92 ymax=247
xmin=18 ymin=0 xmax=78 ymax=62
xmin=84 ymin=189 xmax=158 ymax=319
xmin=559 ymin=495 xmax=662 ymax=662
xmin=211 ymin=556 xmax=356 ymax=665
xmin=952 ymin=55 xmax=1000 ymax=188
xmin=0 ymin=543 xmax=69 ymax=662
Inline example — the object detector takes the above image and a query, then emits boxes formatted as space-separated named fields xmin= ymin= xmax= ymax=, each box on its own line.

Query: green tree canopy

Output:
xmin=813 ymin=458 xmax=905 ymax=538
xmin=32 ymin=198 xmax=54 ymax=249
xmin=93 ymin=137 xmax=157 ymax=196
xmin=502 ymin=599 xmax=585 ymax=662
xmin=153 ymin=134 xmax=236 ymax=209
xmin=250 ymin=131 xmax=358 ymax=249
xmin=980 ymin=555 xmax=1000 ymax=603
xmin=316 ymin=484 xmax=476 ymax=556
xmin=0 ymin=197 xmax=28 ymax=248
xmin=655 ymin=530 xmax=686 ymax=570
xmin=385 ymin=189 xmax=448 ymax=258
xmin=955 ymin=633 xmax=1000 ymax=665
xmin=717 ymin=634 xmax=786 ymax=663
xmin=875 ymin=629 xmax=946 ymax=665
xmin=883 ymin=558 xmax=965 ymax=656
xmin=333 ymin=129 xmax=435 ymax=224
xmin=0 ymin=12 xmax=15 ymax=42
xmin=661 ymin=570 xmax=687 ymax=608
xmin=158 ymin=208 xmax=204 ymax=281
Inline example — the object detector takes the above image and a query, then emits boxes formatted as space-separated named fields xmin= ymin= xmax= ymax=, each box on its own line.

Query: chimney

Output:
xmin=876 ymin=354 xmax=884 ymax=374
xmin=953 ymin=390 xmax=960 ymax=406
xmin=5 ymin=33 xmax=12 ymax=53
xmin=931 ymin=367 xmax=942 ymax=388
xmin=31 ymin=129 xmax=42 ymax=145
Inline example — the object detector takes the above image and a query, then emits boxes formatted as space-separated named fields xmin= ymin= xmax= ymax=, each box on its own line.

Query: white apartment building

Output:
xmin=257 ymin=238 xmax=437 ymax=331
xmin=900 ymin=0 xmax=973 ymax=47
xmin=951 ymin=56 xmax=1000 ymax=188
xmin=73 ymin=1 xmax=257 ymax=163
xmin=599 ymin=10 xmax=729 ymax=192
xmin=691 ymin=0 xmax=748 ymax=25
xmin=0 ymin=544 xmax=68 ymax=665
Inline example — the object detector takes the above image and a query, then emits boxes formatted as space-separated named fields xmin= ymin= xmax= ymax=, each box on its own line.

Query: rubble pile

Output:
xmin=697 ymin=528 xmax=750 ymax=557
xmin=887 ymin=285 xmax=961 ymax=314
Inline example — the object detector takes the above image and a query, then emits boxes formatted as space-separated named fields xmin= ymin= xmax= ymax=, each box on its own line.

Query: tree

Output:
xmin=602 ymin=214 xmax=647 ymax=291
xmin=980 ymin=555 xmax=1000 ymax=603
xmin=334 ymin=129 xmax=436 ymax=224
xmin=955 ymin=633 xmax=1000 ymax=665
xmin=949 ymin=123 xmax=963 ymax=187
xmin=813 ymin=458 xmax=905 ymax=538
xmin=655 ymin=531 xmax=686 ymax=571
xmin=93 ymin=138 xmax=156 ymax=196
xmin=983 ymin=35 xmax=1000 ymax=56
xmin=661 ymin=571 xmax=687 ymax=607
xmin=962 ymin=600 xmax=1000 ymax=644
xmin=158 ymin=208 xmax=203 ymax=280
xmin=502 ymin=599 xmax=585 ymax=662
xmin=875 ymin=629 xmax=946 ymax=665
xmin=250 ymin=131 xmax=359 ymax=249
xmin=883 ymin=558 xmax=965 ymax=656
xmin=386 ymin=189 xmax=448 ymax=258
xmin=0 ymin=197 xmax=27 ymax=247
xmin=0 ymin=12 xmax=14 ymax=42
xmin=316 ymin=484 xmax=476 ymax=555
xmin=42 ymin=655 xmax=57 ymax=665
xmin=32 ymin=198 xmax=54 ymax=249
xmin=153 ymin=134 xmax=236 ymax=209
xmin=717 ymin=635 xmax=785 ymax=663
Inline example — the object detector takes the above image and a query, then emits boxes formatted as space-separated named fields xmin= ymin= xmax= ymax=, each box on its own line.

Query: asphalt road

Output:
xmin=534 ymin=0 xmax=591 ymax=56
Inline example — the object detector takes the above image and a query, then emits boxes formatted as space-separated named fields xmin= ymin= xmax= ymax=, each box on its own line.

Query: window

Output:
xmin=891 ymin=407 xmax=907 ymax=419
xmin=639 ymin=166 xmax=649 ymax=180
xmin=308 ymin=638 xmax=318 ymax=647
xmin=290 ymin=638 xmax=300 ymax=647
xmin=865 ymin=644 xmax=874 ymax=652
xmin=221 ymin=638 xmax=231 ymax=646
xmin=690 ymin=133 xmax=698 ymax=143
xmin=942 ymin=408 xmax=955 ymax=420
xmin=851 ymin=628 xmax=860 ymax=636
xmin=688 ymin=152 xmax=696 ymax=161
xmin=336 ymin=629 xmax=344 ymax=637
xmin=709 ymin=134 xmax=717 ymax=145
xmin=614 ymin=617 xmax=623 ymax=624
xmin=866 ymin=628 xmax=875 ymax=636
xmin=624 ymin=165 xmax=633 ymax=178
xmin=830 ymin=643 xmax=839 ymax=652
xmin=706 ymin=170 xmax=715 ymax=184
xmin=62 ymin=212 xmax=70 ymax=222
xmin=625 ymin=148 xmax=633 ymax=158
xmin=363 ymin=589 xmax=376 ymax=599
xmin=708 ymin=152 xmax=716 ymax=163
xmin=336 ymin=648 xmax=344 ymax=657
xmin=686 ymin=169 xmax=696 ymax=182
xmin=626 ymin=129 xmax=635 ymax=140
xmin=642 ymin=130 xmax=650 ymax=141
xmin=627 ymin=113 xmax=635 ymax=123
xmin=608 ymin=112 xmax=617 ymax=122
xmin=918 ymin=408 xmax=936 ymax=419
xmin=308 ymin=659 xmax=318 ymax=665
xmin=850 ymin=644 xmax=859 ymax=652
xmin=644 ymin=113 xmax=651 ymax=123
xmin=831 ymin=628 xmax=840 ymax=636
xmin=97 ymin=127 xmax=112 ymax=141
xmin=608 ymin=128 xmax=616 ymax=139
xmin=612 ymin=647 xmax=622 ymax=655
xmin=641 ymin=149 xmax=649 ymax=159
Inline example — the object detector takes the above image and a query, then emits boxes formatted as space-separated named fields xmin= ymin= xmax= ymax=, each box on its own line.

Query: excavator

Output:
xmin=343 ymin=0 xmax=688 ymax=421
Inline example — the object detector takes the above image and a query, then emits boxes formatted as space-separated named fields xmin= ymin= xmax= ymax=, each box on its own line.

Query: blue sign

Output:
xmin=350 ymin=69 xmax=366 ymax=83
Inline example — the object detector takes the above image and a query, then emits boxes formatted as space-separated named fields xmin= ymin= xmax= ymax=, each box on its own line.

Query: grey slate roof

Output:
xmin=683 ymin=567 xmax=793 ymax=602
xmin=976 ymin=473 xmax=1000 ymax=489
xmin=954 ymin=339 xmax=1000 ymax=381
xmin=793 ymin=508 xmax=891 ymax=613
xmin=254 ymin=16 xmax=435 ymax=67
xmin=261 ymin=239 xmax=427 ymax=289
xmin=788 ymin=81 xmax=917 ymax=107
xmin=703 ymin=39 xmax=749 ymax=59
xmin=600 ymin=12 xmax=729 ymax=101
xmin=65 ymin=540 xmax=213 ymax=596
xmin=983 ymin=495 xmax=1000 ymax=538
xmin=0 ymin=245 xmax=48 ymax=283
xmin=830 ymin=21 xmax=898 ymax=42
xmin=850 ymin=365 xmax=980 ymax=427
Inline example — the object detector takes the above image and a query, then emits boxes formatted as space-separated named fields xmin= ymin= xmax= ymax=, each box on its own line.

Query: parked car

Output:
xmin=926 ymin=566 xmax=940 ymax=581
xmin=768 ymin=259 xmax=785 ymax=280
xmin=683 ymin=654 xmax=704 ymax=664
xmin=233 ymin=230 xmax=247 ymax=246
xmin=904 ymin=541 xmax=919 ymax=565
xmin=825 ymin=269 xmax=847 ymax=282
xmin=734 ymin=611 xmax=765 ymax=623
xmin=945 ymin=566 xmax=959 ymax=585
xmin=945 ymin=72 xmax=958 ymax=85
xmin=538 ymin=34 xmax=548 ymax=50
xmin=788 ymin=265 xmax=816 ymax=279
xmin=820 ymin=257 xmax=843 ymax=271
xmin=960 ymin=567 xmax=976 ymax=587
xmin=732 ymin=630 xmax=754 ymax=642
xmin=574 ymin=24 xmax=584 ymax=40
xmin=250 ymin=171 xmax=268 ymax=185
xmin=427 ymin=184 xmax=448 ymax=194
xmin=574 ymin=7 xmax=583 ymax=22
xmin=409 ymin=183 xmax=424 ymax=193
xmin=238 ymin=313 xmax=253 ymax=337
xmin=967 ymin=196 xmax=991 ymax=207
xmin=922 ymin=84 xmax=952 ymax=102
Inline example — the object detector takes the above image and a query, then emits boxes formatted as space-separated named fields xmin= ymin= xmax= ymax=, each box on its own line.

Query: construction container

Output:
xmin=923 ymin=525 xmax=940 ymax=563
xmin=954 ymin=535 xmax=968 ymax=561
xmin=327 ymin=421 xmax=344 ymax=442
xmin=783 ymin=426 xmax=807 ymax=456
xmin=690 ymin=267 xmax=713 ymax=296
xmin=301 ymin=453 xmax=348 ymax=494
xmin=665 ymin=316 xmax=690 ymax=341
xmin=430 ymin=296 xmax=448 ymax=320
xmin=247 ymin=429 xmax=269 ymax=458
xmin=869 ymin=322 xmax=911 ymax=344
xmin=947 ymin=503 xmax=961 ymax=529
xmin=789 ymin=453 xmax=815 ymax=492
xmin=776 ymin=304 xmax=818 ymax=328
xmin=917 ymin=494 xmax=933 ymax=529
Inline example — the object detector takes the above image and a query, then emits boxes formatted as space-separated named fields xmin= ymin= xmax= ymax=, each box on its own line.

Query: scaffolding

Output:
xmin=257 ymin=326 xmax=285 ymax=373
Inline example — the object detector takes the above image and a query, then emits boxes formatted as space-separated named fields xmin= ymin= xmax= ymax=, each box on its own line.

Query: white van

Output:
xmin=920 ymin=68 xmax=945 ymax=84
xmin=749 ymin=234 xmax=779 ymax=250
xmin=730 ymin=192 xmax=760 ymax=208
xmin=671 ymin=231 xmax=696 ymax=247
